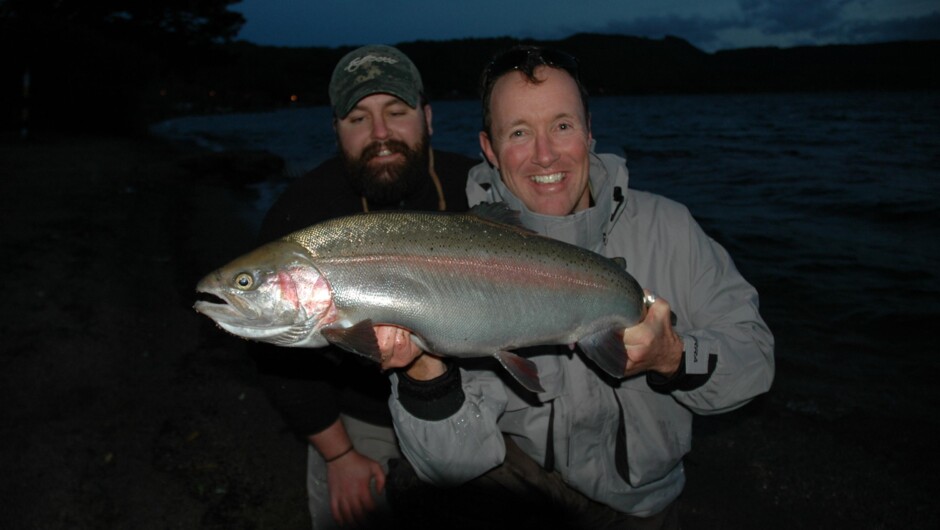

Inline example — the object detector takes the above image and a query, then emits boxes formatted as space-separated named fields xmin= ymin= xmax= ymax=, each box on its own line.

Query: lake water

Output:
xmin=152 ymin=91 xmax=939 ymax=386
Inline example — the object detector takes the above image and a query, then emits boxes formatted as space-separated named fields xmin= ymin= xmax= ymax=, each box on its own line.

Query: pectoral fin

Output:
xmin=578 ymin=329 xmax=627 ymax=378
xmin=494 ymin=351 xmax=545 ymax=393
xmin=321 ymin=319 xmax=382 ymax=362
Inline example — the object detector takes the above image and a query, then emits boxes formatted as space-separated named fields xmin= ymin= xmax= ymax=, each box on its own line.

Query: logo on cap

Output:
xmin=345 ymin=54 xmax=399 ymax=73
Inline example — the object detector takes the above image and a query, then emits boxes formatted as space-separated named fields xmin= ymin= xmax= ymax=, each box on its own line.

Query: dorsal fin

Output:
xmin=610 ymin=256 xmax=627 ymax=269
xmin=469 ymin=202 xmax=533 ymax=232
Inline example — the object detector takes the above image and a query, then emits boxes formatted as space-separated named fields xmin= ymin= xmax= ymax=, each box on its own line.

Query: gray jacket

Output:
xmin=389 ymin=151 xmax=775 ymax=516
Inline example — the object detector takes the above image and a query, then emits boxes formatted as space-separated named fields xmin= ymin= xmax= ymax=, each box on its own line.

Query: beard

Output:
xmin=341 ymin=131 xmax=431 ymax=207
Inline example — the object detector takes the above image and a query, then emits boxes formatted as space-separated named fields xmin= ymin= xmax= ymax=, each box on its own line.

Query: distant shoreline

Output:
xmin=6 ymin=34 xmax=937 ymax=133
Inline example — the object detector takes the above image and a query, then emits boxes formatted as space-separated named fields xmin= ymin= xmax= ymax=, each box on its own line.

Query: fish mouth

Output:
xmin=194 ymin=290 xmax=226 ymax=306
xmin=193 ymin=287 xmax=314 ymax=344
xmin=193 ymin=288 xmax=259 ymax=319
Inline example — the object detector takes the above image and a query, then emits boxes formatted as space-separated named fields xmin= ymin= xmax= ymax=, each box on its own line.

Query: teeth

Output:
xmin=531 ymin=172 xmax=564 ymax=184
xmin=378 ymin=149 xmax=392 ymax=156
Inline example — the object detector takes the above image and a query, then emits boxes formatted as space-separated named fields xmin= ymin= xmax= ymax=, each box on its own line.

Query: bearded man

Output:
xmin=252 ymin=45 xmax=474 ymax=529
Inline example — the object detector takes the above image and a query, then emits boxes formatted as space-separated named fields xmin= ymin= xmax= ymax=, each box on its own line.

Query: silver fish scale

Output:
xmin=282 ymin=210 xmax=645 ymax=357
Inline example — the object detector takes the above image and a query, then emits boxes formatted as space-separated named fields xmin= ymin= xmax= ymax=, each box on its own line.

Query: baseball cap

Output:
xmin=329 ymin=45 xmax=424 ymax=118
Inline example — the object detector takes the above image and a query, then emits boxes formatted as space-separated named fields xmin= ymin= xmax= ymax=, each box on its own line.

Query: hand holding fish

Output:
xmin=622 ymin=291 xmax=683 ymax=377
xmin=375 ymin=326 xmax=447 ymax=380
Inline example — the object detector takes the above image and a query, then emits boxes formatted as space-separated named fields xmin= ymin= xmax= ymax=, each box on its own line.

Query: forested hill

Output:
xmin=3 ymin=26 xmax=938 ymax=131
xmin=221 ymin=34 xmax=939 ymax=108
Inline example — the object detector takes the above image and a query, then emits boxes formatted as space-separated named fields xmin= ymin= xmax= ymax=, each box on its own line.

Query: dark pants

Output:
xmin=386 ymin=435 xmax=679 ymax=530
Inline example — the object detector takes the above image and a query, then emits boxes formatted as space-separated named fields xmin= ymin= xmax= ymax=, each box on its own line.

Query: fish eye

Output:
xmin=234 ymin=273 xmax=253 ymax=290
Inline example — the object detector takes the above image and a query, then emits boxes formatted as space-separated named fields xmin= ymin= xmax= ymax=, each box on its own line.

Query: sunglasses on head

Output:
xmin=480 ymin=47 xmax=580 ymax=92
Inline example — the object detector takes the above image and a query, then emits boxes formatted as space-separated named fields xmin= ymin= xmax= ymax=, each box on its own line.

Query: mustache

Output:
xmin=341 ymin=133 xmax=429 ymax=207
xmin=361 ymin=140 xmax=410 ymax=161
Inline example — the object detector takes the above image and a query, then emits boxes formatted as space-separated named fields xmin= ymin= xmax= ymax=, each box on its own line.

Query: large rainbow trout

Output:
xmin=194 ymin=204 xmax=647 ymax=393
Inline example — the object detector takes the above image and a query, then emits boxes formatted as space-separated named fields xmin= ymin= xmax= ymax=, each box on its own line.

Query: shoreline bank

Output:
xmin=0 ymin=133 xmax=934 ymax=529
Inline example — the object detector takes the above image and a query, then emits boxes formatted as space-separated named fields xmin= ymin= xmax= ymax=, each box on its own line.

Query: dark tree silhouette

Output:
xmin=0 ymin=0 xmax=245 ymax=131
xmin=2 ymin=2 xmax=936 ymax=134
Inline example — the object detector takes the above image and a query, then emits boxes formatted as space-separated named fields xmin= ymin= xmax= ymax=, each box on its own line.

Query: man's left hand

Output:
xmin=622 ymin=291 xmax=683 ymax=377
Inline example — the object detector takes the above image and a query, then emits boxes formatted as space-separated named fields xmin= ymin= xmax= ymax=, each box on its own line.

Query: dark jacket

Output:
xmin=253 ymin=150 xmax=475 ymax=437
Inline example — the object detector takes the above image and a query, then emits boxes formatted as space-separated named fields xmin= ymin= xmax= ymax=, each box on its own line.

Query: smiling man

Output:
xmin=252 ymin=44 xmax=474 ymax=530
xmin=329 ymin=47 xmax=438 ymax=207
xmin=479 ymin=62 xmax=592 ymax=216
xmin=380 ymin=46 xmax=775 ymax=528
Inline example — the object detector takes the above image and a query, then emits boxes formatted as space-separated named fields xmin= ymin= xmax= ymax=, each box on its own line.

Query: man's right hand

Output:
xmin=311 ymin=420 xmax=386 ymax=527
xmin=375 ymin=326 xmax=447 ymax=380
xmin=326 ymin=449 xmax=386 ymax=528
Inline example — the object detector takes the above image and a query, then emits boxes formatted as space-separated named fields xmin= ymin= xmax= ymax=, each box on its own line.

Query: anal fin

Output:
xmin=494 ymin=351 xmax=544 ymax=393
xmin=578 ymin=329 xmax=627 ymax=378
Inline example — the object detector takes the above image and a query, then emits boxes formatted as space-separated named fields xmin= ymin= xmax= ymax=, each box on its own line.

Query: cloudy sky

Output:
xmin=232 ymin=0 xmax=940 ymax=52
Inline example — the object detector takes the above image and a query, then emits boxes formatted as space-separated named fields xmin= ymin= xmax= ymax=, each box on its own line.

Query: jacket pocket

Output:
xmin=613 ymin=385 xmax=692 ymax=487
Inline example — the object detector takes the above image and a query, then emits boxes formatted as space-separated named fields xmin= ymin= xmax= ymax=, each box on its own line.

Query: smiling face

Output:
xmin=335 ymin=93 xmax=433 ymax=205
xmin=480 ymin=66 xmax=592 ymax=216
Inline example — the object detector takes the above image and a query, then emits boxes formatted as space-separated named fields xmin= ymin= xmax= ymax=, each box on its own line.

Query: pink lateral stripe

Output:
xmin=320 ymin=254 xmax=612 ymax=291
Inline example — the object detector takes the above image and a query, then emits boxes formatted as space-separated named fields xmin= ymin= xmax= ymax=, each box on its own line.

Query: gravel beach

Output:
xmin=1 ymin=133 xmax=935 ymax=529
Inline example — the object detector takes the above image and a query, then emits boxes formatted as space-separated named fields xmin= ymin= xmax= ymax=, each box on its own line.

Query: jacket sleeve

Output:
xmin=251 ymin=342 xmax=344 ymax=436
xmin=388 ymin=364 xmax=509 ymax=486
xmin=661 ymin=208 xmax=775 ymax=415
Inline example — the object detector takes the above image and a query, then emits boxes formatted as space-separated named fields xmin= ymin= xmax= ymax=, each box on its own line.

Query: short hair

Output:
xmin=479 ymin=45 xmax=590 ymax=137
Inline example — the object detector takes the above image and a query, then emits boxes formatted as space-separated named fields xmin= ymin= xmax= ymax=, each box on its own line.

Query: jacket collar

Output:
xmin=467 ymin=145 xmax=630 ymax=253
